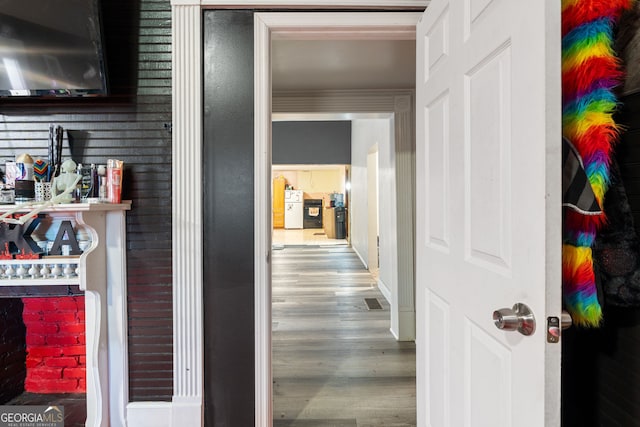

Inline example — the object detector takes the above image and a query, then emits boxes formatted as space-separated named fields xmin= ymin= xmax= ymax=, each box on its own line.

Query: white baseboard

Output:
xmin=171 ymin=396 xmax=202 ymax=426
xmin=397 ymin=309 xmax=416 ymax=342
xmin=378 ymin=278 xmax=392 ymax=304
xmin=127 ymin=402 xmax=172 ymax=427
xmin=352 ymin=246 xmax=368 ymax=270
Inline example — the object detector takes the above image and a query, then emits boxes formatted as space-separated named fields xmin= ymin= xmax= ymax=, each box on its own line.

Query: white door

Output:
xmin=416 ymin=0 xmax=562 ymax=426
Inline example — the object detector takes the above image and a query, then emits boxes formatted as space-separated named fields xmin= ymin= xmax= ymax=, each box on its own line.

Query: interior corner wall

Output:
xmin=203 ymin=10 xmax=255 ymax=426
xmin=351 ymin=118 xmax=396 ymax=298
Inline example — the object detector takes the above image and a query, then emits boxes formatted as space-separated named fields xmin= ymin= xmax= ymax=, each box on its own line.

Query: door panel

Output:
xmin=466 ymin=47 xmax=511 ymax=271
xmin=416 ymin=0 xmax=562 ymax=425
xmin=425 ymin=92 xmax=450 ymax=252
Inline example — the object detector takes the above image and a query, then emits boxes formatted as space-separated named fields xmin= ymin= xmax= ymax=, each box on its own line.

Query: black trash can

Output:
xmin=335 ymin=207 xmax=346 ymax=239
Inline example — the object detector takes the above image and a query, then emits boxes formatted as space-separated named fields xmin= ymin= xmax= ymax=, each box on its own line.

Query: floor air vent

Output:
xmin=364 ymin=298 xmax=383 ymax=310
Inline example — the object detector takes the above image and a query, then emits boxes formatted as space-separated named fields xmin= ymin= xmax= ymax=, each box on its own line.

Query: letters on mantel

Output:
xmin=0 ymin=214 xmax=82 ymax=259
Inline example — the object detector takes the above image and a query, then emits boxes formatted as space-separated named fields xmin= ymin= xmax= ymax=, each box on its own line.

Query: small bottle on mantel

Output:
xmin=98 ymin=165 xmax=107 ymax=202
xmin=91 ymin=164 xmax=98 ymax=197
xmin=86 ymin=163 xmax=100 ymax=203
xmin=75 ymin=163 xmax=83 ymax=202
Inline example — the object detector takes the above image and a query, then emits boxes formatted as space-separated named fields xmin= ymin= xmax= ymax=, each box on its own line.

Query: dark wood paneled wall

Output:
xmin=0 ymin=0 xmax=173 ymax=401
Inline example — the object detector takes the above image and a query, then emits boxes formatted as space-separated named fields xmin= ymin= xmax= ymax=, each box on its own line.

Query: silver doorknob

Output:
xmin=492 ymin=303 xmax=535 ymax=336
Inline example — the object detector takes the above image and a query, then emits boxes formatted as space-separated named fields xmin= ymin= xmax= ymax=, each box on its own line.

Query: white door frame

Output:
xmin=367 ymin=145 xmax=380 ymax=273
xmin=170 ymin=3 xmax=426 ymax=426
xmin=255 ymin=13 xmax=421 ymax=425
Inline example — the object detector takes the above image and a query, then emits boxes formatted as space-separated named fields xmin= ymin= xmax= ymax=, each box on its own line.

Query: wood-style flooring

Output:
xmin=5 ymin=393 xmax=85 ymax=427
xmin=272 ymin=246 xmax=416 ymax=427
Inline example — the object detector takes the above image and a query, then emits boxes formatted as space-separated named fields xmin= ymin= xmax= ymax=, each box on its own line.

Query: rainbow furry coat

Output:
xmin=562 ymin=0 xmax=633 ymax=326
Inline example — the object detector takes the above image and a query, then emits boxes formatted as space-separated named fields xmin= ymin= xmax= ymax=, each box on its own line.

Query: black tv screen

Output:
xmin=0 ymin=0 xmax=108 ymax=97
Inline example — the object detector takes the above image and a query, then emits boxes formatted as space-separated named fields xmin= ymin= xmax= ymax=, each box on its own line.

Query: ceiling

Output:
xmin=272 ymin=39 xmax=416 ymax=92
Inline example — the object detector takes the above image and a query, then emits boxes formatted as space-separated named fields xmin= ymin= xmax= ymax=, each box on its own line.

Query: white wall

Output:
xmin=350 ymin=118 xmax=396 ymax=301
xmin=272 ymin=166 xmax=346 ymax=206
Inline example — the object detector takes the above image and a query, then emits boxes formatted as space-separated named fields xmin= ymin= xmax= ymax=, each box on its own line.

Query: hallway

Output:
xmin=272 ymin=246 xmax=416 ymax=427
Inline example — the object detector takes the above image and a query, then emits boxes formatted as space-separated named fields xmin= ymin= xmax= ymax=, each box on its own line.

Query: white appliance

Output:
xmin=284 ymin=189 xmax=303 ymax=229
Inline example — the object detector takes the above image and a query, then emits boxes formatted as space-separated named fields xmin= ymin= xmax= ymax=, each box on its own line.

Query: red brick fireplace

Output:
xmin=22 ymin=296 xmax=86 ymax=394
xmin=0 ymin=202 xmax=131 ymax=427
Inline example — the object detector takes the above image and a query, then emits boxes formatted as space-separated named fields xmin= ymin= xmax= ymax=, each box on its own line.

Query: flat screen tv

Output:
xmin=0 ymin=0 xmax=108 ymax=97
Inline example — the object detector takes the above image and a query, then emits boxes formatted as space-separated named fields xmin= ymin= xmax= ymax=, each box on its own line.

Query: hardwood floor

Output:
xmin=272 ymin=228 xmax=348 ymax=247
xmin=5 ymin=393 xmax=85 ymax=427
xmin=272 ymin=246 xmax=416 ymax=427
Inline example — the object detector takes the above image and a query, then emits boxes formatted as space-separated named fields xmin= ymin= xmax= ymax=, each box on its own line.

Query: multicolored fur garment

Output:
xmin=562 ymin=0 xmax=633 ymax=327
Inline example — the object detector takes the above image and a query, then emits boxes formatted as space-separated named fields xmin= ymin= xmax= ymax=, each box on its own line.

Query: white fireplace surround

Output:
xmin=167 ymin=2 xmax=426 ymax=427
xmin=0 ymin=202 xmax=130 ymax=427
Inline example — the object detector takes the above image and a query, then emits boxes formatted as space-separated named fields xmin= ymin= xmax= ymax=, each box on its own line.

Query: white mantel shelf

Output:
xmin=0 ymin=201 xmax=132 ymax=213
xmin=1 ymin=201 xmax=132 ymax=427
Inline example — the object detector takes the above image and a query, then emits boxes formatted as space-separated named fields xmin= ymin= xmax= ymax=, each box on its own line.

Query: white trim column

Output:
xmin=393 ymin=95 xmax=416 ymax=341
xmin=254 ymin=15 xmax=273 ymax=427
xmin=171 ymin=1 xmax=203 ymax=426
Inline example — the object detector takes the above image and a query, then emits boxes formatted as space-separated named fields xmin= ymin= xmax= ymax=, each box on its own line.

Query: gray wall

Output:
xmin=203 ymin=10 xmax=255 ymax=426
xmin=272 ymin=121 xmax=351 ymax=164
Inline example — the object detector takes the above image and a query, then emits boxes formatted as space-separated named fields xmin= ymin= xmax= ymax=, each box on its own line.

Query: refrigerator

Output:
xmin=284 ymin=189 xmax=303 ymax=229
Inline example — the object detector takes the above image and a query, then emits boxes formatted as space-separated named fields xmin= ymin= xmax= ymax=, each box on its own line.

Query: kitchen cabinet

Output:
xmin=273 ymin=176 xmax=285 ymax=228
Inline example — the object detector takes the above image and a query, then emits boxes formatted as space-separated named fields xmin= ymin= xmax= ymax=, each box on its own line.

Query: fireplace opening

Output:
xmin=0 ymin=294 xmax=87 ymax=427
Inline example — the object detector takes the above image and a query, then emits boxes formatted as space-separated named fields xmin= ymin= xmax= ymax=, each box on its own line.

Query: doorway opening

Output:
xmin=256 ymin=12 xmax=422 ymax=422
xmin=272 ymin=162 xmax=350 ymax=248
xmin=171 ymin=7 xmax=426 ymax=427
